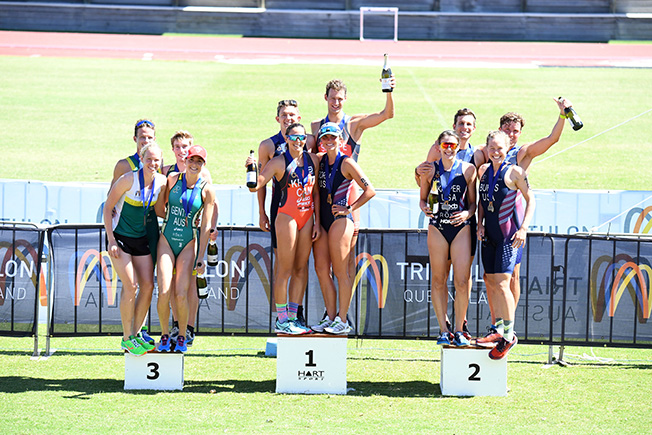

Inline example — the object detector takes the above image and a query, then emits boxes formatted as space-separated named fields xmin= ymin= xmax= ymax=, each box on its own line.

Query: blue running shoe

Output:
xmin=436 ymin=331 xmax=452 ymax=345
xmin=175 ymin=335 xmax=187 ymax=353
xmin=453 ymin=331 xmax=470 ymax=346
xmin=158 ymin=334 xmax=171 ymax=352
xmin=139 ymin=326 xmax=155 ymax=345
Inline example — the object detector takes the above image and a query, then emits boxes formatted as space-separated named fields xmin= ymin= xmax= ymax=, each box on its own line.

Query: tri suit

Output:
xmin=318 ymin=152 xmax=354 ymax=233
xmin=161 ymin=174 xmax=207 ymax=258
xmin=428 ymin=159 xmax=470 ymax=245
xmin=276 ymin=150 xmax=316 ymax=230
xmin=268 ymin=131 xmax=287 ymax=249
xmin=478 ymin=162 xmax=525 ymax=274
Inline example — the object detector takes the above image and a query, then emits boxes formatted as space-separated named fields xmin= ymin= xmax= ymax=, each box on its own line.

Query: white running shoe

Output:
xmin=311 ymin=316 xmax=333 ymax=333
xmin=324 ymin=316 xmax=351 ymax=335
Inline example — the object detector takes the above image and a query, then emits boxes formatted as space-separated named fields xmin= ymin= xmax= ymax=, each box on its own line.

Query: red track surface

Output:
xmin=2 ymin=31 xmax=652 ymax=67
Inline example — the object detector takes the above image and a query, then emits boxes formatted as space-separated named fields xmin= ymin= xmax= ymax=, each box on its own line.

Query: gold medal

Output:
xmin=327 ymin=193 xmax=332 ymax=204
xmin=488 ymin=201 xmax=494 ymax=212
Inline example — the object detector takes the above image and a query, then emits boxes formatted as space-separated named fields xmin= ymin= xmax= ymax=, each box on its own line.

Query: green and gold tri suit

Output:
xmin=161 ymin=174 xmax=207 ymax=258
xmin=112 ymin=170 xmax=165 ymax=243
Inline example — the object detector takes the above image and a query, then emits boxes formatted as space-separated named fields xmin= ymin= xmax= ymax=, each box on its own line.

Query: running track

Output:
xmin=2 ymin=31 xmax=652 ymax=67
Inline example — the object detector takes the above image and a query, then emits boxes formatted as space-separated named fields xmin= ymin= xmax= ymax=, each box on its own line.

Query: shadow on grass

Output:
xmin=0 ymin=376 xmax=448 ymax=398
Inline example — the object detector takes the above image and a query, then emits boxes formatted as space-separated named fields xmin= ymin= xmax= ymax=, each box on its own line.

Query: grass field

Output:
xmin=2 ymin=56 xmax=652 ymax=190
xmin=2 ymin=335 xmax=651 ymax=434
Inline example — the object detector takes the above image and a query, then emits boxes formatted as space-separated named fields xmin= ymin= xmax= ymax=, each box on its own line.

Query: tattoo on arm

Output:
xmin=524 ymin=175 xmax=530 ymax=189
xmin=360 ymin=177 xmax=369 ymax=187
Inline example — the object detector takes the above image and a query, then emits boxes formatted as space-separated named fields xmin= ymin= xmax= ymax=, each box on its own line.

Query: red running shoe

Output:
xmin=489 ymin=335 xmax=518 ymax=360
xmin=475 ymin=325 xmax=502 ymax=346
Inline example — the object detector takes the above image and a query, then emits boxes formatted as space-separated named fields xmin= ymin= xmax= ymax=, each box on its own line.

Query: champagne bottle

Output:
xmin=427 ymin=178 xmax=439 ymax=216
xmin=207 ymin=239 xmax=218 ymax=267
xmin=559 ymin=97 xmax=583 ymax=131
xmin=196 ymin=272 xmax=209 ymax=299
xmin=381 ymin=53 xmax=392 ymax=93
xmin=246 ymin=150 xmax=258 ymax=188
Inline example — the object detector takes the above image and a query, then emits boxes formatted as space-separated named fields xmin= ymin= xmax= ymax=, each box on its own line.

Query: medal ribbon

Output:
xmin=285 ymin=150 xmax=311 ymax=197
xmin=182 ymin=174 xmax=203 ymax=225
xmin=487 ymin=160 xmax=507 ymax=203
xmin=324 ymin=151 xmax=344 ymax=200
xmin=131 ymin=152 xmax=142 ymax=169
xmin=138 ymin=168 xmax=155 ymax=222
xmin=437 ymin=158 xmax=461 ymax=203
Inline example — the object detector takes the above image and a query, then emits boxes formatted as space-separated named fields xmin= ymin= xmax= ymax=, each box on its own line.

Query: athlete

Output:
xmin=477 ymin=130 xmax=535 ymax=359
xmin=103 ymin=142 xmax=166 ymax=355
xmin=257 ymin=100 xmax=315 ymax=327
xmin=311 ymin=123 xmax=376 ymax=335
xmin=109 ymin=119 xmax=161 ymax=346
xmin=155 ymin=145 xmax=216 ymax=353
xmin=246 ymin=123 xmax=320 ymax=335
xmin=311 ymin=76 xmax=395 ymax=327
xmin=419 ymin=130 xmax=477 ymax=346
xmin=163 ymin=130 xmax=219 ymax=347
xmin=474 ymin=97 xmax=573 ymax=344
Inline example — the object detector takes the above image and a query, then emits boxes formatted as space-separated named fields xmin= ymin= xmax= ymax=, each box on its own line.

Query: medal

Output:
xmin=441 ymin=201 xmax=451 ymax=211
xmin=182 ymin=174 xmax=202 ymax=227
xmin=488 ymin=201 xmax=494 ymax=212
xmin=327 ymin=193 xmax=332 ymax=204
xmin=323 ymin=151 xmax=344 ymax=207
xmin=486 ymin=160 xmax=506 ymax=214
xmin=138 ymin=168 xmax=155 ymax=228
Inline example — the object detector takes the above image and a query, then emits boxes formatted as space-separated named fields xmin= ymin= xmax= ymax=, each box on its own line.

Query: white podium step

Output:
xmin=276 ymin=335 xmax=347 ymax=395
xmin=440 ymin=345 xmax=508 ymax=396
xmin=124 ymin=351 xmax=184 ymax=391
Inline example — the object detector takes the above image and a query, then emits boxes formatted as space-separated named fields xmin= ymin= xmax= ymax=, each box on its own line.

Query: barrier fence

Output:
xmin=1 ymin=223 xmax=651 ymax=356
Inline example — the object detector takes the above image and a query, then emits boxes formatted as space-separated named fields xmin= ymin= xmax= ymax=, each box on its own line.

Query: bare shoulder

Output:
xmin=201 ymin=167 xmax=213 ymax=184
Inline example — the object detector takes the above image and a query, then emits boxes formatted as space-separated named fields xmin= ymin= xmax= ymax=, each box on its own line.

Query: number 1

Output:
xmin=305 ymin=350 xmax=316 ymax=367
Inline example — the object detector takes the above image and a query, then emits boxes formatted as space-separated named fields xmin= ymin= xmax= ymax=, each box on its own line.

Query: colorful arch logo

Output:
xmin=354 ymin=252 xmax=389 ymax=309
xmin=590 ymin=254 xmax=651 ymax=323
xmin=222 ymin=243 xmax=271 ymax=311
xmin=68 ymin=249 xmax=117 ymax=307
xmin=623 ymin=206 xmax=652 ymax=233
xmin=0 ymin=240 xmax=46 ymax=306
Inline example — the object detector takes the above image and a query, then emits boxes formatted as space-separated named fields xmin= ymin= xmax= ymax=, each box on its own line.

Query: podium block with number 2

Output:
xmin=440 ymin=346 xmax=507 ymax=396
xmin=276 ymin=336 xmax=347 ymax=395
xmin=124 ymin=352 xmax=184 ymax=391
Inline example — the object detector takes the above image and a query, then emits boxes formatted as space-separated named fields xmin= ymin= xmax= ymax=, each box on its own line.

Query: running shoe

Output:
xmin=275 ymin=319 xmax=295 ymax=334
xmin=290 ymin=319 xmax=311 ymax=334
xmin=170 ymin=325 xmax=179 ymax=345
xmin=296 ymin=305 xmax=307 ymax=328
xmin=475 ymin=325 xmax=502 ymax=345
xmin=324 ymin=316 xmax=351 ymax=335
xmin=453 ymin=331 xmax=470 ymax=346
xmin=462 ymin=320 xmax=472 ymax=341
xmin=311 ymin=316 xmax=333 ymax=333
xmin=436 ymin=331 xmax=453 ymax=345
xmin=121 ymin=336 xmax=147 ymax=356
xmin=139 ymin=326 xmax=155 ymax=345
xmin=158 ymin=334 xmax=171 ymax=352
xmin=134 ymin=334 xmax=155 ymax=352
xmin=186 ymin=329 xmax=195 ymax=347
xmin=489 ymin=335 xmax=518 ymax=360
xmin=175 ymin=335 xmax=188 ymax=353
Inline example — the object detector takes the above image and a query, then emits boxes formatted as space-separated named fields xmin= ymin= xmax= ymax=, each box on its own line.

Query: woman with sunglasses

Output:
xmin=246 ymin=123 xmax=320 ymax=335
xmin=477 ymin=130 xmax=535 ymax=360
xmin=103 ymin=142 xmax=166 ymax=355
xmin=155 ymin=145 xmax=216 ymax=353
xmin=420 ymin=130 xmax=477 ymax=346
xmin=311 ymin=122 xmax=376 ymax=335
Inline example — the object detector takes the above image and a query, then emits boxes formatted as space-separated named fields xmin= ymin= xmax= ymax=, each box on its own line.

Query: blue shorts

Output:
xmin=481 ymin=237 xmax=522 ymax=275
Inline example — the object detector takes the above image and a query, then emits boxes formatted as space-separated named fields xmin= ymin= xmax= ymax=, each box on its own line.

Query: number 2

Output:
xmin=468 ymin=363 xmax=481 ymax=381
xmin=147 ymin=362 xmax=160 ymax=380
xmin=305 ymin=350 xmax=317 ymax=367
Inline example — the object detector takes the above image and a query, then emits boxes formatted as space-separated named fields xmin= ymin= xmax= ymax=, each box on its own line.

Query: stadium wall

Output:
xmin=1 ymin=2 xmax=652 ymax=41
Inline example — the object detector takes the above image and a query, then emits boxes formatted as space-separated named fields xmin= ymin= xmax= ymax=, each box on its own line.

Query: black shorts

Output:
xmin=114 ymin=233 xmax=151 ymax=257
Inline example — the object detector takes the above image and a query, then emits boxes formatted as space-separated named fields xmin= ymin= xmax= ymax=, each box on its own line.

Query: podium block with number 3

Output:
xmin=124 ymin=352 xmax=184 ymax=391
xmin=276 ymin=336 xmax=347 ymax=395
xmin=440 ymin=346 xmax=507 ymax=396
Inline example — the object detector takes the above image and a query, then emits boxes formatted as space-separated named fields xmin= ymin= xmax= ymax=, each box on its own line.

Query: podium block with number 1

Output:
xmin=276 ymin=335 xmax=347 ymax=395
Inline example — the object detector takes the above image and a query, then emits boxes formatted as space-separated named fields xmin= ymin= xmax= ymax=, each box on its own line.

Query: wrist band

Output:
xmin=560 ymin=113 xmax=567 ymax=119
xmin=347 ymin=205 xmax=352 ymax=213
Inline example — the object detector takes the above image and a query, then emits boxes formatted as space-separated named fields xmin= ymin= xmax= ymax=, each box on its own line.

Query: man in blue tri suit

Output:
xmin=310 ymin=76 xmax=396 ymax=328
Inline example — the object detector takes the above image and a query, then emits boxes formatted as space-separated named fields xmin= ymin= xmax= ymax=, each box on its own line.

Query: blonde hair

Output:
xmin=140 ymin=142 xmax=162 ymax=160
xmin=486 ymin=130 xmax=510 ymax=147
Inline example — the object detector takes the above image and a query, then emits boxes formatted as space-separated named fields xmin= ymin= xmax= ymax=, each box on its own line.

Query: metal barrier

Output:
xmin=2 ymin=223 xmax=651 ymax=354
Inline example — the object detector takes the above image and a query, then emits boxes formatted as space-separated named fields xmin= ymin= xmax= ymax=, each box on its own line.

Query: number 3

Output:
xmin=468 ymin=363 xmax=481 ymax=381
xmin=147 ymin=362 xmax=160 ymax=380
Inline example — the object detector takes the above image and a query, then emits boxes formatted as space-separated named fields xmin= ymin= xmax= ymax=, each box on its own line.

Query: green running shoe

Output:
xmin=135 ymin=334 xmax=155 ymax=352
xmin=121 ymin=336 xmax=147 ymax=356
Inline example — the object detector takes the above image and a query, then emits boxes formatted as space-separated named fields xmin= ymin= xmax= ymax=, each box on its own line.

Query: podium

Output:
xmin=124 ymin=351 xmax=184 ymax=391
xmin=440 ymin=345 xmax=507 ymax=396
xmin=276 ymin=335 xmax=347 ymax=395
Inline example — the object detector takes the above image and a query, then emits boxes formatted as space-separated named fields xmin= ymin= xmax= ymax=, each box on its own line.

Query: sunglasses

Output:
xmin=440 ymin=141 xmax=458 ymax=150
xmin=287 ymin=134 xmax=307 ymax=142
xmin=135 ymin=120 xmax=155 ymax=129
xmin=277 ymin=99 xmax=298 ymax=109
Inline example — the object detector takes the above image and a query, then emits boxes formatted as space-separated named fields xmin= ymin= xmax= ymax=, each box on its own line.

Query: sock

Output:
xmin=503 ymin=320 xmax=514 ymax=342
xmin=495 ymin=318 xmax=505 ymax=335
xmin=187 ymin=325 xmax=194 ymax=334
xmin=276 ymin=304 xmax=289 ymax=323
xmin=173 ymin=320 xmax=179 ymax=329
xmin=288 ymin=302 xmax=299 ymax=320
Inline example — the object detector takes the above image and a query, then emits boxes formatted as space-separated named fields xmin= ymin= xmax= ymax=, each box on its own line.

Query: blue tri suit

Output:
xmin=318 ymin=153 xmax=353 ymax=233
xmin=428 ymin=159 xmax=471 ymax=246
xmin=478 ymin=162 xmax=525 ymax=274
xmin=268 ymin=131 xmax=287 ymax=249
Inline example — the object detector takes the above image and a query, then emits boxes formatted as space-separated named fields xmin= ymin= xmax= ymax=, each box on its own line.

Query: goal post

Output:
xmin=359 ymin=7 xmax=398 ymax=42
